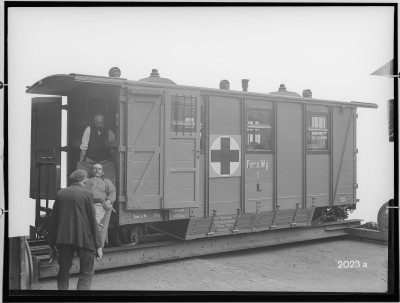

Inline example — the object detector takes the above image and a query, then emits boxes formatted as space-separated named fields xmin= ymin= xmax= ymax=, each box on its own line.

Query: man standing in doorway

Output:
xmin=80 ymin=113 xmax=115 ymax=163
xmin=48 ymin=170 xmax=103 ymax=290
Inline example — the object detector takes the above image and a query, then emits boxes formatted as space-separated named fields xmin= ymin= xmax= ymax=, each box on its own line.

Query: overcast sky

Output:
xmin=7 ymin=5 xmax=395 ymax=237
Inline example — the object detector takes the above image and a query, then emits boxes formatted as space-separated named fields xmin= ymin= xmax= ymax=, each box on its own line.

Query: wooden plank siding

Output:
xmin=332 ymin=107 xmax=355 ymax=205
xmin=163 ymin=89 xmax=201 ymax=209
xmin=208 ymin=96 xmax=241 ymax=215
xmin=30 ymin=97 xmax=62 ymax=200
xmin=306 ymin=154 xmax=330 ymax=207
xmin=244 ymin=154 xmax=274 ymax=213
xmin=126 ymin=92 xmax=163 ymax=210
xmin=306 ymin=104 xmax=330 ymax=208
xmin=190 ymin=153 xmax=206 ymax=218
xmin=276 ymin=102 xmax=303 ymax=210
xmin=243 ymin=98 xmax=274 ymax=213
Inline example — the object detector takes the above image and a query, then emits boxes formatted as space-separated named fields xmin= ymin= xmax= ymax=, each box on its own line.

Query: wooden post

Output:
xmin=9 ymin=236 xmax=30 ymax=290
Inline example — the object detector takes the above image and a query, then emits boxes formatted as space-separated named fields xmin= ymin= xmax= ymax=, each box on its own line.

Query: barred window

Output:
xmin=247 ymin=109 xmax=272 ymax=151
xmin=171 ymin=95 xmax=197 ymax=135
xmin=307 ymin=114 xmax=328 ymax=151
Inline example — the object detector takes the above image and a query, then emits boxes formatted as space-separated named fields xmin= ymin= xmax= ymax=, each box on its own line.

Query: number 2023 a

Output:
xmin=337 ymin=260 xmax=362 ymax=268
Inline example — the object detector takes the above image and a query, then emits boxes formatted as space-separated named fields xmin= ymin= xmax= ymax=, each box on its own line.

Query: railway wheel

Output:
xmin=116 ymin=225 xmax=143 ymax=246
xmin=377 ymin=201 xmax=389 ymax=232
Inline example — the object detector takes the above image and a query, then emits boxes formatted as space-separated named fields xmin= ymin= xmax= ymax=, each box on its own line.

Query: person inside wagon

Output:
xmin=86 ymin=163 xmax=116 ymax=247
xmin=80 ymin=113 xmax=116 ymax=164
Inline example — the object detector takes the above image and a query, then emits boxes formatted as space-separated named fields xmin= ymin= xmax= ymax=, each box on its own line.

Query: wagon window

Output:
xmin=307 ymin=114 xmax=328 ymax=151
xmin=171 ymin=95 xmax=197 ymax=135
xmin=246 ymin=109 xmax=272 ymax=151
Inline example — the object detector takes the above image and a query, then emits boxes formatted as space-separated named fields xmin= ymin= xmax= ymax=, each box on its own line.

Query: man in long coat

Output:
xmin=48 ymin=169 xmax=103 ymax=290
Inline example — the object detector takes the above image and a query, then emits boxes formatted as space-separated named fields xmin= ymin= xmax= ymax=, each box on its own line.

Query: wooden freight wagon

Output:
xmin=27 ymin=67 xmax=377 ymax=245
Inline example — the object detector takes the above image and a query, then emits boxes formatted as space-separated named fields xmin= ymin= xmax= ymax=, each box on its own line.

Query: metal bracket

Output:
xmin=256 ymin=201 xmax=261 ymax=213
xmin=291 ymin=202 xmax=300 ymax=226
xmin=232 ymin=208 xmax=241 ymax=233
xmin=207 ymin=209 xmax=217 ymax=236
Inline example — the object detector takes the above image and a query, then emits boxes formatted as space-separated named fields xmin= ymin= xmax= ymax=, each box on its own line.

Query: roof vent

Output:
xmin=219 ymin=79 xmax=230 ymax=90
xmin=302 ymin=89 xmax=312 ymax=98
xmin=268 ymin=84 xmax=301 ymax=97
xmin=150 ymin=69 xmax=160 ymax=77
xmin=109 ymin=67 xmax=121 ymax=78
xmin=278 ymin=84 xmax=287 ymax=92
xmin=138 ymin=69 xmax=176 ymax=85
xmin=242 ymin=79 xmax=249 ymax=92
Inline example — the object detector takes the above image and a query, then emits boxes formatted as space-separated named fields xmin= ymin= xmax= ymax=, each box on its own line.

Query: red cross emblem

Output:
xmin=210 ymin=136 xmax=241 ymax=177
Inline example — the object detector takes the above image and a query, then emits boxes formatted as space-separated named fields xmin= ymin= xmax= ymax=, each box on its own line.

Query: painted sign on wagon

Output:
xmin=246 ymin=159 xmax=269 ymax=170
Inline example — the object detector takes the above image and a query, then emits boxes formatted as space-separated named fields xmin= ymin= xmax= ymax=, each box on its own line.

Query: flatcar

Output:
xmin=26 ymin=67 xmax=377 ymax=245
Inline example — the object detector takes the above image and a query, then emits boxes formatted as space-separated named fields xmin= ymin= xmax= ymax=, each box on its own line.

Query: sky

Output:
xmin=6 ymin=5 xmax=395 ymax=237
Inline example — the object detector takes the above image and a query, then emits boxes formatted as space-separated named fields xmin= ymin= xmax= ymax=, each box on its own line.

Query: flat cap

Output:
xmin=70 ymin=169 xmax=88 ymax=183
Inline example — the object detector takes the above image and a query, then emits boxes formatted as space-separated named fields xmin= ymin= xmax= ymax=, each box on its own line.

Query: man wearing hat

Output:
xmin=48 ymin=169 xmax=103 ymax=290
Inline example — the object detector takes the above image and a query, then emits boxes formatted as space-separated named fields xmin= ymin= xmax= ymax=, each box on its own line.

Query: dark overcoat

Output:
xmin=48 ymin=183 xmax=101 ymax=251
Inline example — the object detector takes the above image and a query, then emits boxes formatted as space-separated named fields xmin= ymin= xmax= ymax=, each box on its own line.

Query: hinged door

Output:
xmin=125 ymin=87 xmax=164 ymax=210
xmin=30 ymin=97 xmax=62 ymax=199
xmin=164 ymin=89 xmax=201 ymax=208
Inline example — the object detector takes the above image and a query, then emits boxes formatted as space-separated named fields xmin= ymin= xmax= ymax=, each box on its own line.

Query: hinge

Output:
xmin=354 ymin=183 xmax=359 ymax=189
xmin=353 ymin=113 xmax=358 ymax=118
xmin=354 ymin=148 xmax=358 ymax=153
xmin=60 ymin=146 xmax=69 ymax=152
xmin=61 ymin=104 xmax=69 ymax=111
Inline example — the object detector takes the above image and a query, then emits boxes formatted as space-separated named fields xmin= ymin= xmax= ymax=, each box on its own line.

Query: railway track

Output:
xmin=26 ymin=219 xmax=369 ymax=286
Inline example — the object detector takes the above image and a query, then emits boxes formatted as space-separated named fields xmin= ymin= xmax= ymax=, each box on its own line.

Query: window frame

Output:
xmin=306 ymin=112 xmax=329 ymax=153
xmin=245 ymin=107 xmax=274 ymax=154
xmin=170 ymin=95 xmax=197 ymax=136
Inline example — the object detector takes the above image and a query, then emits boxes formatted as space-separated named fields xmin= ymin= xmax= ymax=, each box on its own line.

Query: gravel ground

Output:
xmin=34 ymin=237 xmax=388 ymax=293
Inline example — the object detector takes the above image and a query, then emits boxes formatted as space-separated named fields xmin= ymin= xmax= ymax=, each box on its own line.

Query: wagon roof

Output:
xmin=26 ymin=73 xmax=378 ymax=109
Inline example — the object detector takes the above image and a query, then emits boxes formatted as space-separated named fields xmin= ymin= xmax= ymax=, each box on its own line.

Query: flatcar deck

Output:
xmin=30 ymin=219 xmax=362 ymax=284
xmin=345 ymin=227 xmax=388 ymax=243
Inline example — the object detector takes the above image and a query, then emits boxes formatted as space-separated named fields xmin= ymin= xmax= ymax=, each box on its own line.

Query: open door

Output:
xmin=30 ymin=97 xmax=62 ymax=200
xmin=164 ymin=89 xmax=201 ymax=209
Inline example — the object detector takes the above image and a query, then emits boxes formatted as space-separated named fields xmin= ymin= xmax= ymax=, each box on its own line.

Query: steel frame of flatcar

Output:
xmin=31 ymin=219 xmax=362 ymax=281
xmin=26 ymin=72 xmax=378 ymax=245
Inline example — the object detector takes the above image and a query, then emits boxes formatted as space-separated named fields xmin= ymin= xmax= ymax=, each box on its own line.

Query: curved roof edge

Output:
xmin=26 ymin=73 xmax=127 ymax=95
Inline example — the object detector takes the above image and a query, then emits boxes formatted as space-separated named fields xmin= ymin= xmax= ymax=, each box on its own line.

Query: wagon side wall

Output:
xmin=276 ymin=102 xmax=303 ymax=210
xmin=332 ymin=106 xmax=356 ymax=206
xmin=305 ymin=104 xmax=330 ymax=208
xmin=208 ymin=95 xmax=242 ymax=216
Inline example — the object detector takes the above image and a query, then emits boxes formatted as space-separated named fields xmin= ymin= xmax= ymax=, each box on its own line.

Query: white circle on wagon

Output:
xmin=210 ymin=136 xmax=240 ymax=176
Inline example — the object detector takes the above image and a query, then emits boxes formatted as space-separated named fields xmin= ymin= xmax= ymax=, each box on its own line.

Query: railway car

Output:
xmin=26 ymin=67 xmax=377 ymax=245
